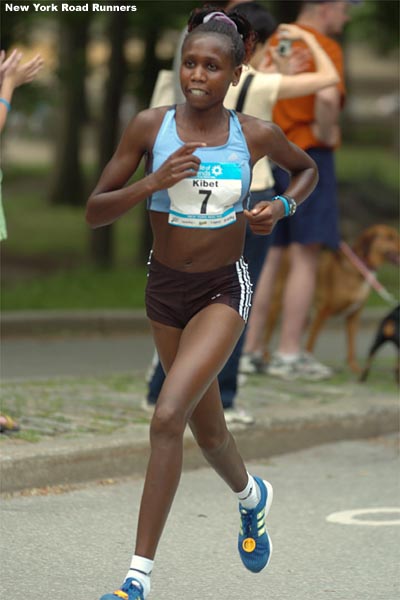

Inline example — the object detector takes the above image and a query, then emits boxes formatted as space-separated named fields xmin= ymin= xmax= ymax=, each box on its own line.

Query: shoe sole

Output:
xmin=261 ymin=479 xmax=273 ymax=518
xmin=225 ymin=415 xmax=255 ymax=425
xmin=267 ymin=369 xmax=332 ymax=382
xmin=266 ymin=369 xmax=298 ymax=380
xmin=262 ymin=479 xmax=273 ymax=568
xmin=297 ymin=372 xmax=333 ymax=381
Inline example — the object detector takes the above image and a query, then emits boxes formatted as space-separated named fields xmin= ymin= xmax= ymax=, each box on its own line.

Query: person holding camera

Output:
xmin=146 ymin=0 xmax=339 ymax=414
xmin=241 ymin=0 xmax=355 ymax=379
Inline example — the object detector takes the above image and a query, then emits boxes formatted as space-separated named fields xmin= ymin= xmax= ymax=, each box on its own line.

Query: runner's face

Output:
xmin=180 ymin=34 xmax=241 ymax=107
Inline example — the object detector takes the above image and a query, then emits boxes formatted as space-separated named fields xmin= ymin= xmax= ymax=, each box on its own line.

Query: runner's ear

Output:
xmin=233 ymin=65 xmax=243 ymax=85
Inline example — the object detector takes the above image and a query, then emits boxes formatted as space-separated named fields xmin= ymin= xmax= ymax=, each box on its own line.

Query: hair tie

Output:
xmin=203 ymin=11 xmax=238 ymax=31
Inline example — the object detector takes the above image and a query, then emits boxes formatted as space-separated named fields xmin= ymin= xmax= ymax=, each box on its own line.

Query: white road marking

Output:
xmin=326 ymin=507 xmax=400 ymax=526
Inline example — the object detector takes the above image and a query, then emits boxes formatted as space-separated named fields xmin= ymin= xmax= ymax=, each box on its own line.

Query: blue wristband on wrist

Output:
xmin=273 ymin=195 xmax=290 ymax=217
xmin=0 ymin=98 xmax=11 ymax=112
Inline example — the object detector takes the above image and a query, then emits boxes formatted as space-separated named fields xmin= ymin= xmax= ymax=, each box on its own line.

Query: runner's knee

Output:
xmin=150 ymin=402 xmax=187 ymax=441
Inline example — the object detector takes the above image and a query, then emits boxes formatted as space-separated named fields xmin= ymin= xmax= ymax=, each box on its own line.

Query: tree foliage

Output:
xmin=347 ymin=0 xmax=400 ymax=54
xmin=2 ymin=0 xmax=398 ymax=267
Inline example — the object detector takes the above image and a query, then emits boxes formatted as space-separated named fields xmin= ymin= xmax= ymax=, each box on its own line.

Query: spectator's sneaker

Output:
xmin=237 ymin=373 xmax=248 ymax=387
xmin=238 ymin=477 xmax=273 ymax=573
xmin=266 ymin=353 xmax=298 ymax=380
xmin=140 ymin=399 xmax=155 ymax=414
xmin=298 ymin=352 xmax=333 ymax=380
xmin=100 ymin=578 xmax=144 ymax=600
xmin=267 ymin=352 xmax=333 ymax=381
xmin=145 ymin=349 xmax=159 ymax=383
xmin=239 ymin=352 xmax=266 ymax=374
xmin=224 ymin=407 xmax=255 ymax=425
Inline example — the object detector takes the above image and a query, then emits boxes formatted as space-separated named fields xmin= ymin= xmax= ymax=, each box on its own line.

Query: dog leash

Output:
xmin=339 ymin=241 xmax=398 ymax=305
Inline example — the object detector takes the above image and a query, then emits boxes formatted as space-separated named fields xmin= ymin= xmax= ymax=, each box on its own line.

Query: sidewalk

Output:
xmin=1 ymin=308 xmax=399 ymax=494
xmin=1 ymin=371 xmax=398 ymax=495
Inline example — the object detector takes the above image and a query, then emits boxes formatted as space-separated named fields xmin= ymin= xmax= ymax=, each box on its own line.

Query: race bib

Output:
xmin=168 ymin=162 xmax=242 ymax=229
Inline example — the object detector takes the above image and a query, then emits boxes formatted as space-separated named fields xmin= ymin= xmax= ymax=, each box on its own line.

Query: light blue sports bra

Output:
xmin=147 ymin=108 xmax=252 ymax=229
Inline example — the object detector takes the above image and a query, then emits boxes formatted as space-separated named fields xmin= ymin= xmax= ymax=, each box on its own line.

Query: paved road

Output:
xmin=1 ymin=333 xmax=155 ymax=379
xmin=1 ymin=436 xmax=399 ymax=600
xmin=1 ymin=324 xmax=395 ymax=380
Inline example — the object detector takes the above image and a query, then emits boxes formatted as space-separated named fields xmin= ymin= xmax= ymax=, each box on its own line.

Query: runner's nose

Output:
xmin=191 ymin=65 xmax=206 ymax=82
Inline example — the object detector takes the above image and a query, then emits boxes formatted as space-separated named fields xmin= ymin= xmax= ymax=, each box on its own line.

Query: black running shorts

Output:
xmin=145 ymin=255 xmax=253 ymax=329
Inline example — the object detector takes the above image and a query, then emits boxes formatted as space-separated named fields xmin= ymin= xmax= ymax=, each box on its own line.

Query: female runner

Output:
xmin=87 ymin=8 xmax=319 ymax=600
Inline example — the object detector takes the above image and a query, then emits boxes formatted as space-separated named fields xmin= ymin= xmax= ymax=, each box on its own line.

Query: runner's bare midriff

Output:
xmin=149 ymin=211 xmax=246 ymax=272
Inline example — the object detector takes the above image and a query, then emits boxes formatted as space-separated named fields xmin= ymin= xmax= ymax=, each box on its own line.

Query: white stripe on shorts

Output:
xmin=235 ymin=257 xmax=253 ymax=322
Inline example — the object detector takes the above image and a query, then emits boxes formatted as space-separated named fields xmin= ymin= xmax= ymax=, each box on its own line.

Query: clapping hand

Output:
xmin=0 ymin=48 xmax=43 ymax=88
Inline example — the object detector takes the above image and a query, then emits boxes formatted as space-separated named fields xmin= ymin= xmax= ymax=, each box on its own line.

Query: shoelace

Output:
xmin=240 ymin=507 xmax=255 ymax=536
xmin=117 ymin=578 xmax=143 ymax=598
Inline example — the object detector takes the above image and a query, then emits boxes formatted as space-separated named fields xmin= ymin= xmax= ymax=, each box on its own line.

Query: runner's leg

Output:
xmin=134 ymin=303 xmax=246 ymax=559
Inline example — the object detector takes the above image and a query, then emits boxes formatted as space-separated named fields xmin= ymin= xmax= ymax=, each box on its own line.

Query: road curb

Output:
xmin=1 ymin=404 xmax=397 ymax=494
xmin=1 ymin=310 xmax=151 ymax=337
xmin=1 ymin=307 xmax=387 ymax=337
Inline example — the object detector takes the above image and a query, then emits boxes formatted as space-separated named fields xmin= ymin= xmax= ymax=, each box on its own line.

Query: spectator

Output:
xmin=0 ymin=48 xmax=43 ymax=433
xmin=146 ymin=0 xmax=339 ymax=417
xmin=0 ymin=48 xmax=43 ymax=239
xmin=241 ymin=0 xmax=355 ymax=380
xmin=148 ymin=1 xmax=255 ymax=425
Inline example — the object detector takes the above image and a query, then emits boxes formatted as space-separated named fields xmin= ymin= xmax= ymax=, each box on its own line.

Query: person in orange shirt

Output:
xmin=241 ymin=0 xmax=358 ymax=380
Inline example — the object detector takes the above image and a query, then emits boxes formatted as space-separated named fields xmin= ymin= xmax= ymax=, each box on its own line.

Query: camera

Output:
xmin=277 ymin=39 xmax=292 ymax=57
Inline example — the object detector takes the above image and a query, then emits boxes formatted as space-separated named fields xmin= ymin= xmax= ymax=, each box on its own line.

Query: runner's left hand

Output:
xmin=244 ymin=200 xmax=284 ymax=235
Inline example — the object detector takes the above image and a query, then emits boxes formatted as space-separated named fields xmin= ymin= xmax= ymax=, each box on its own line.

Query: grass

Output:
xmin=0 ymin=372 xmax=150 ymax=442
xmin=2 ymin=179 xmax=143 ymax=264
xmin=336 ymin=144 xmax=399 ymax=192
xmin=1 ymin=266 xmax=147 ymax=310
xmin=322 ymin=363 xmax=399 ymax=392
xmin=1 ymin=363 xmax=397 ymax=443
xmin=1 ymin=144 xmax=399 ymax=311
xmin=2 ymin=167 xmax=149 ymax=309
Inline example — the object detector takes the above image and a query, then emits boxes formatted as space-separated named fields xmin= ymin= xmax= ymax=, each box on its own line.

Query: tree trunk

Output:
xmin=90 ymin=13 xmax=127 ymax=268
xmin=48 ymin=14 xmax=90 ymax=206
xmin=136 ymin=26 xmax=160 ymax=265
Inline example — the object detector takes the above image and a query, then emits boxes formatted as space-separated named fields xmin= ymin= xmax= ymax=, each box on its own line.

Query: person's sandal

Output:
xmin=0 ymin=414 xmax=20 ymax=433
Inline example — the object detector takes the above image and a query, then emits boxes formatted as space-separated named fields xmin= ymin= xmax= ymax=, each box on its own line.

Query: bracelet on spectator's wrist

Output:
xmin=0 ymin=98 xmax=11 ymax=112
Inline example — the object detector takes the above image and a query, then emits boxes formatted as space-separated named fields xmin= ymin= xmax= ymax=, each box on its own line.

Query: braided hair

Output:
xmin=184 ymin=6 xmax=257 ymax=66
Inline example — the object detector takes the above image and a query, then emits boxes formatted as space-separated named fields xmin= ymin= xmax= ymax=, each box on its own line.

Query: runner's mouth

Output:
xmin=188 ymin=89 xmax=208 ymax=96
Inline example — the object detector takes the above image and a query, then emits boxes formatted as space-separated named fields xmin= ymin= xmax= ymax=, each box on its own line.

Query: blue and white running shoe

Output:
xmin=238 ymin=476 xmax=273 ymax=572
xmin=100 ymin=577 xmax=144 ymax=600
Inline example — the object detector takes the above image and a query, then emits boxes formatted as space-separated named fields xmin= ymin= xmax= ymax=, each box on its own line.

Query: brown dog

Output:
xmin=263 ymin=225 xmax=400 ymax=373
